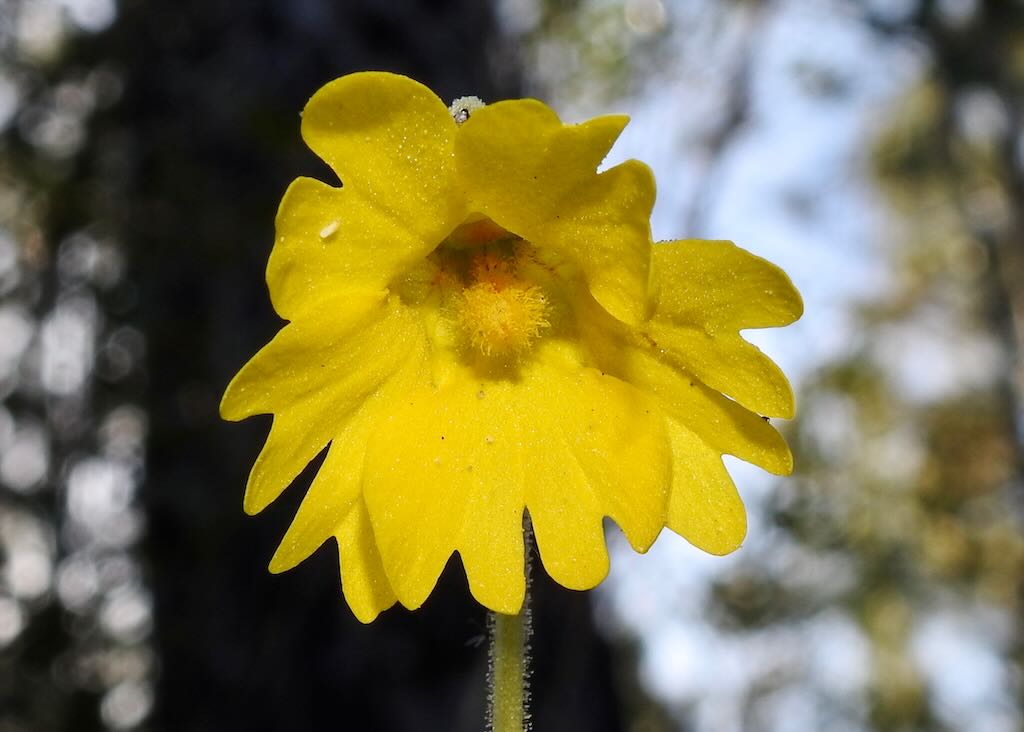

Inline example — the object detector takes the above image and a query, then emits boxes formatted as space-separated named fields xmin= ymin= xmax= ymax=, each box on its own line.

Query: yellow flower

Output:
xmin=220 ymin=72 xmax=802 ymax=623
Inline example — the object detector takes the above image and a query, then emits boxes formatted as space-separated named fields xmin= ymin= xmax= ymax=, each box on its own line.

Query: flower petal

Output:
xmin=220 ymin=294 xmax=428 ymax=514
xmin=222 ymin=292 xmax=380 ymax=418
xmin=268 ymin=442 xmax=397 ymax=624
xmin=523 ymin=366 xmax=671 ymax=588
xmin=237 ymin=413 xmax=326 ymax=517
xmin=361 ymin=377 xmax=526 ymax=613
xmin=665 ymin=418 xmax=747 ymax=555
xmin=630 ymin=349 xmax=793 ymax=475
xmin=335 ymin=501 xmax=397 ymax=623
xmin=268 ymin=177 xmax=450 ymax=316
xmin=536 ymin=161 xmax=656 ymax=326
xmin=268 ymin=72 xmax=464 ymax=317
xmin=361 ymin=358 xmax=671 ymax=612
xmin=646 ymin=322 xmax=795 ymax=418
xmin=456 ymin=100 xmax=653 ymax=323
xmin=651 ymin=240 xmax=803 ymax=332
xmin=300 ymin=71 xmax=462 ymax=234
xmin=267 ymin=412 xmax=373 ymax=573
xmin=266 ymin=387 xmax=399 ymax=624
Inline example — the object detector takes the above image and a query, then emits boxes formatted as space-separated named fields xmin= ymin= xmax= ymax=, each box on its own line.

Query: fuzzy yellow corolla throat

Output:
xmin=220 ymin=71 xmax=803 ymax=623
xmin=412 ymin=216 xmax=553 ymax=360
xmin=456 ymin=248 xmax=549 ymax=357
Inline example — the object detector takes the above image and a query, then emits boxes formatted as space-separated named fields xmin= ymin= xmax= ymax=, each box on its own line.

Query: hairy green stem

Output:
xmin=488 ymin=522 xmax=533 ymax=732
xmin=489 ymin=609 xmax=527 ymax=732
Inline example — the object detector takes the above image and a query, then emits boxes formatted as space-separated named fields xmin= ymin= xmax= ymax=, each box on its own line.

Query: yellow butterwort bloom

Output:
xmin=221 ymin=72 xmax=802 ymax=623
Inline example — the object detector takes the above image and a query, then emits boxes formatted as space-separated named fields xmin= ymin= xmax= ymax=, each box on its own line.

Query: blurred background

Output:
xmin=1 ymin=0 xmax=1022 ymax=730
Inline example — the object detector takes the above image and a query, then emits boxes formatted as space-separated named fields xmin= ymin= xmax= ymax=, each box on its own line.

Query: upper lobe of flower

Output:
xmin=221 ymin=72 xmax=803 ymax=622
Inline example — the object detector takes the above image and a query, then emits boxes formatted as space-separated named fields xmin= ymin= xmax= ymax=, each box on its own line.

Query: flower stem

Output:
xmin=489 ymin=609 xmax=527 ymax=732
xmin=488 ymin=522 xmax=533 ymax=732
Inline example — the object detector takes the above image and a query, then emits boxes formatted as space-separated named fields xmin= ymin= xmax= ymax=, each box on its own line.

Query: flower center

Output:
xmin=456 ymin=251 xmax=549 ymax=357
xmin=394 ymin=216 xmax=562 ymax=364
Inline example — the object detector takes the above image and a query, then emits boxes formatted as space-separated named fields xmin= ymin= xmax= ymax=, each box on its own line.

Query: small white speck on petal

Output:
xmin=319 ymin=220 xmax=340 ymax=239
